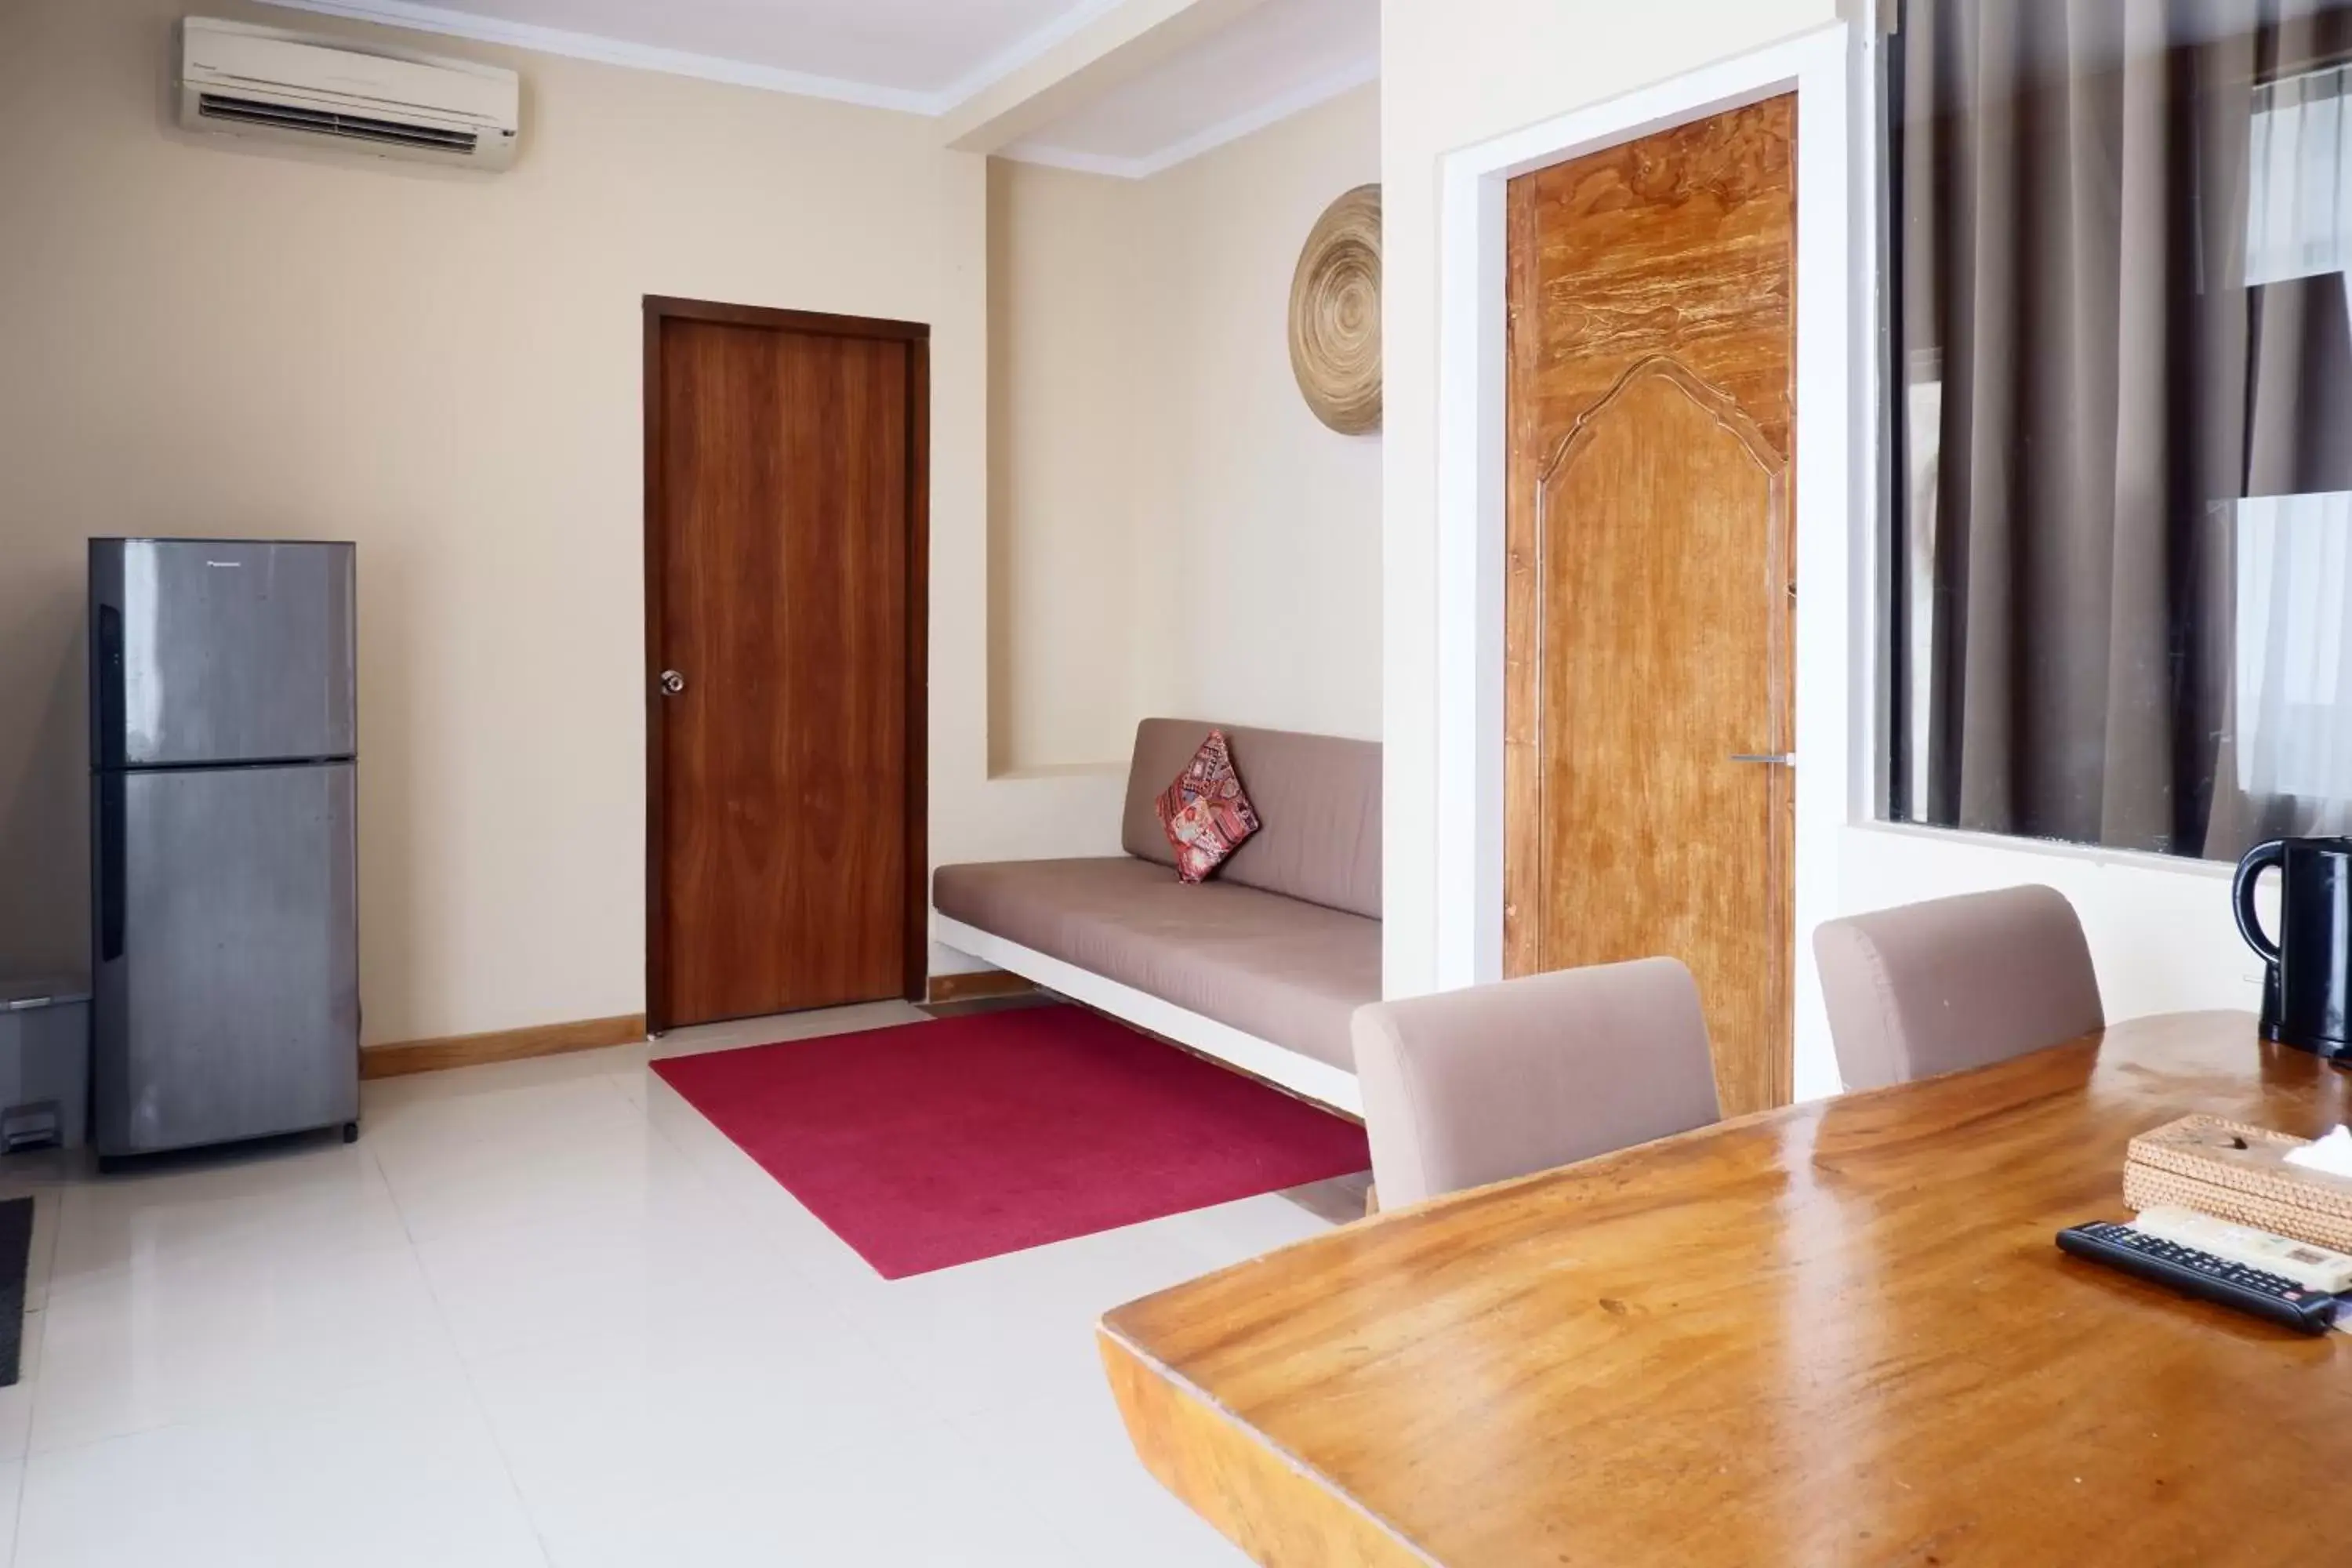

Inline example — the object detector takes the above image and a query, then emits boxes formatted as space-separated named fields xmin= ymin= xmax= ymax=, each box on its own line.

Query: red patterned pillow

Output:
xmin=1155 ymin=730 xmax=1261 ymax=884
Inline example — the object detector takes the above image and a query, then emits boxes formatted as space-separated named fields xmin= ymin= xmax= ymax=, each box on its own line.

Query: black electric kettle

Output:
xmin=2234 ymin=836 xmax=2352 ymax=1060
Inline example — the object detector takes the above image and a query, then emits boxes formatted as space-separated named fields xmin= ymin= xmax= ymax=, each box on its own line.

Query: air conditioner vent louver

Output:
xmin=196 ymin=93 xmax=481 ymax=154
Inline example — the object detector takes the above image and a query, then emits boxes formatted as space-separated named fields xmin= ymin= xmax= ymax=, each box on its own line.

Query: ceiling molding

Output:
xmin=252 ymin=0 xmax=1376 ymax=167
xmin=253 ymin=0 xmax=1134 ymax=116
xmin=1002 ymin=52 xmax=1376 ymax=179
xmin=990 ymin=143 xmax=1156 ymax=178
xmin=1123 ymin=52 xmax=1376 ymax=175
xmin=931 ymin=0 xmax=1135 ymax=109
xmin=940 ymin=0 xmax=1271 ymax=153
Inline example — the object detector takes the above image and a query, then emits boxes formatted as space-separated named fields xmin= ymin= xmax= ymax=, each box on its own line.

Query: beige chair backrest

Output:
xmin=1813 ymin=884 xmax=2104 ymax=1091
xmin=1350 ymin=957 xmax=1722 ymax=1210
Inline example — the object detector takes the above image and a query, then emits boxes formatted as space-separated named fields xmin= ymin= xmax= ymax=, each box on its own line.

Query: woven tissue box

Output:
xmin=2124 ymin=1114 xmax=2352 ymax=1253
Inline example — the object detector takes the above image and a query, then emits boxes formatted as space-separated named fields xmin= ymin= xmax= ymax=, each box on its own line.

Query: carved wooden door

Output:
xmin=1502 ymin=95 xmax=1796 ymax=1116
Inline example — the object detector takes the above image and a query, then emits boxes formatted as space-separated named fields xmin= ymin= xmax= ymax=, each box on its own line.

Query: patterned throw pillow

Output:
xmin=1155 ymin=729 xmax=1261 ymax=884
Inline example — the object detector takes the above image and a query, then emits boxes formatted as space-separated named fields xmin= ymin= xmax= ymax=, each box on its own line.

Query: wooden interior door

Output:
xmin=646 ymin=299 xmax=928 ymax=1030
xmin=1502 ymin=96 xmax=1797 ymax=1116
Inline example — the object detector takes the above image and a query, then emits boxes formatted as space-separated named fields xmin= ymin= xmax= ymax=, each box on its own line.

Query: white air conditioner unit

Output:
xmin=178 ymin=17 xmax=521 ymax=170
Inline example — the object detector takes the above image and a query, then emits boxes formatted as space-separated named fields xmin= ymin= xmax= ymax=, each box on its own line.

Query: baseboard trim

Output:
xmin=361 ymin=1013 xmax=648 ymax=1080
xmin=925 ymin=969 xmax=1039 ymax=1005
xmin=931 ymin=915 xmax=1363 ymax=1116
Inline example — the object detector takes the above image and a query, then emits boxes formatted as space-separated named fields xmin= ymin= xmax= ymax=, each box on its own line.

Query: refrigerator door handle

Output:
xmin=99 ymin=772 xmax=125 ymax=962
xmin=95 ymin=604 xmax=125 ymax=772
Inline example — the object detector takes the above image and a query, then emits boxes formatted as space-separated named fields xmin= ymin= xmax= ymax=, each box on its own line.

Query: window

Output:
xmin=1887 ymin=0 xmax=2352 ymax=860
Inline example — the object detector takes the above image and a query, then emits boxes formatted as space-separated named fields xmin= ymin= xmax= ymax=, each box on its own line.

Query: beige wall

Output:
xmin=0 ymin=0 xmax=1125 ymax=1041
xmin=1135 ymin=83 xmax=1384 ymax=740
xmin=985 ymin=82 xmax=1383 ymax=775
xmin=1377 ymin=0 xmax=1840 ymax=995
xmin=985 ymin=161 xmax=1152 ymax=773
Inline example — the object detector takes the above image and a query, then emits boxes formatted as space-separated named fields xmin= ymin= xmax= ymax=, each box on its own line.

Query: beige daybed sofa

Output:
xmin=931 ymin=719 xmax=1381 ymax=1112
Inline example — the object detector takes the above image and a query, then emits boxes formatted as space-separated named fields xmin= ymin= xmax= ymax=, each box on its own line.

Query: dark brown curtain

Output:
xmin=1899 ymin=0 xmax=2352 ymax=858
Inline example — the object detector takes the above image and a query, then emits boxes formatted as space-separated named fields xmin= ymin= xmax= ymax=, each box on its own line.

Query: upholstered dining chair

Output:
xmin=1813 ymin=884 xmax=2104 ymax=1091
xmin=1351 ymin=957 xmax=1722 ymax=1213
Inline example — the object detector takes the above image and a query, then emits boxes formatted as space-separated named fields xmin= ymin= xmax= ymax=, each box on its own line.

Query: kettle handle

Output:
xmin=2234 ymin=839 xmax=2288 ymax=966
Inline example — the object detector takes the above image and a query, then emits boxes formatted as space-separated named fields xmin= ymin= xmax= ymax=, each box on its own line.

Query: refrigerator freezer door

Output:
xmin=92 ymin=539 xmax=356 ymax=768
xmin=93 ymin=762 xmax=359 ymax=1155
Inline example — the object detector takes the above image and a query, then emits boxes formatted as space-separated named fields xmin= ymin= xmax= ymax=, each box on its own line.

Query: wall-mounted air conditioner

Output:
xmin=178 ymin=16 xmax=521 ymax=170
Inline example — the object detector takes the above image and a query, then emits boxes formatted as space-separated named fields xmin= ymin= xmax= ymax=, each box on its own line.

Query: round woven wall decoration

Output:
xmin=1287 ymin=183 xmax=1382 ymax=435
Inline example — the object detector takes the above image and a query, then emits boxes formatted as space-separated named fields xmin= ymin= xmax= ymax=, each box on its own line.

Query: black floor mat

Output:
xmin=0 ymin=1196 xmax=34 ymax=1387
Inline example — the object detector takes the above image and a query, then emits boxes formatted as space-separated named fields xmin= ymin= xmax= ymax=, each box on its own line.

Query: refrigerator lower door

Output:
xmin=93 ymin=761 xmax=359 ymax=1156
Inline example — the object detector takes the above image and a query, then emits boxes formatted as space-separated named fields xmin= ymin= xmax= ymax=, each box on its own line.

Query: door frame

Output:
xmin=641 ymin=296 xmax=931 ymax=1033
xmin=1429 ymin=23 xmax=1865 ymax=1101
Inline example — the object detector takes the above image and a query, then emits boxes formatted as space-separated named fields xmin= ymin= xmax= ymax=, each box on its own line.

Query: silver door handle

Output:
xmin=1728 ymin=753 xmax=1794 ymax=765
xmin=658 ymin=670 xmax=686 ymax=696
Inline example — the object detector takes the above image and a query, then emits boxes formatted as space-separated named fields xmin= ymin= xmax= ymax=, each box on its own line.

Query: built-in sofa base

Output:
xmin=930 ymin=719 xmax=1384 ymax=1120
xmin=931 ymin=913 xmax=1364 ymax=1115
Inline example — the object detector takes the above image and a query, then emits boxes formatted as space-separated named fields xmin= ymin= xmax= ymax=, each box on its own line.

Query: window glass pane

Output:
xmin=2236 ymin=489 xmax=2352 ymax=800
xmin=1889 ymin=0 xmax=2352 ymax=858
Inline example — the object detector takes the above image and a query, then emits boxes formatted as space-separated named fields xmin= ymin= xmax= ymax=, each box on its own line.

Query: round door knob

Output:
xmin=658 ymin=670 xmax=686 ymax=696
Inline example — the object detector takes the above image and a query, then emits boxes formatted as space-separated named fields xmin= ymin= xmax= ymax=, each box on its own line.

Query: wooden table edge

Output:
xmin=1092 ymin=1014 xmax=2349 ymax=1567
xmin=1096 ymin=1318 xmax=1443 ymax=1567
xmin=1084 ymin=1072 xmax=2001 ymax=1567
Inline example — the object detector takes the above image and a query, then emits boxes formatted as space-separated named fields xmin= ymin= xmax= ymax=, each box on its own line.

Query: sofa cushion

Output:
xmin=1119 ymin=720 xmax=1381 ymax=919
xmin=1154 ymin=729 xmax=1260 ymax=883
xmin=932 ymin=858 xmax=1379 ymax=1071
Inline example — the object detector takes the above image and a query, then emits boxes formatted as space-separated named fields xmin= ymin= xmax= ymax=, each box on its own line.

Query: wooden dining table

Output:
xmin=1097 ymin=1012 xmax=2352 ymax=1566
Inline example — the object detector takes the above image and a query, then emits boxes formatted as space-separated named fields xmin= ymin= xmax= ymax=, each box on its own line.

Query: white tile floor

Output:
xmin=0 ymin=1002 xmax=1341 ymax=1566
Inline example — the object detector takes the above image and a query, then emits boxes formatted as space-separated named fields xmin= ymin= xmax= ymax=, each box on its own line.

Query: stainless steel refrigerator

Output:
xmin=89 ymin=539 xmax=360 ymax=1160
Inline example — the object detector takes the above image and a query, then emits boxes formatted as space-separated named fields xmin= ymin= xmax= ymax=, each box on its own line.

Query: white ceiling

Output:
xmin=263 ymin=0 xmax=1120 ymax=107
xmin=1005 ymin=0 xmax=1376 ymax=176
xmin=260 ymin=0 xmax=1376 ymax=171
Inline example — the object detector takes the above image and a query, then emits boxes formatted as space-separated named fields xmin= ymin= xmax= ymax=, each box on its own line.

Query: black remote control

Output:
xmin=2056 ymin=1221 xmax=2341 ymax=1334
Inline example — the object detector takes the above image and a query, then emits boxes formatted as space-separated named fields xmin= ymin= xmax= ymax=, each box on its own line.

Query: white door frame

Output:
xmin=1430 ymin=22 xmax=1869 ymax=1102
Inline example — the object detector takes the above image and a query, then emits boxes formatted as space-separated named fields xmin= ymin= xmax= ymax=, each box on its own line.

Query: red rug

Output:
xmin=651 ymin=1007 xmax=1368 ymax=1279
